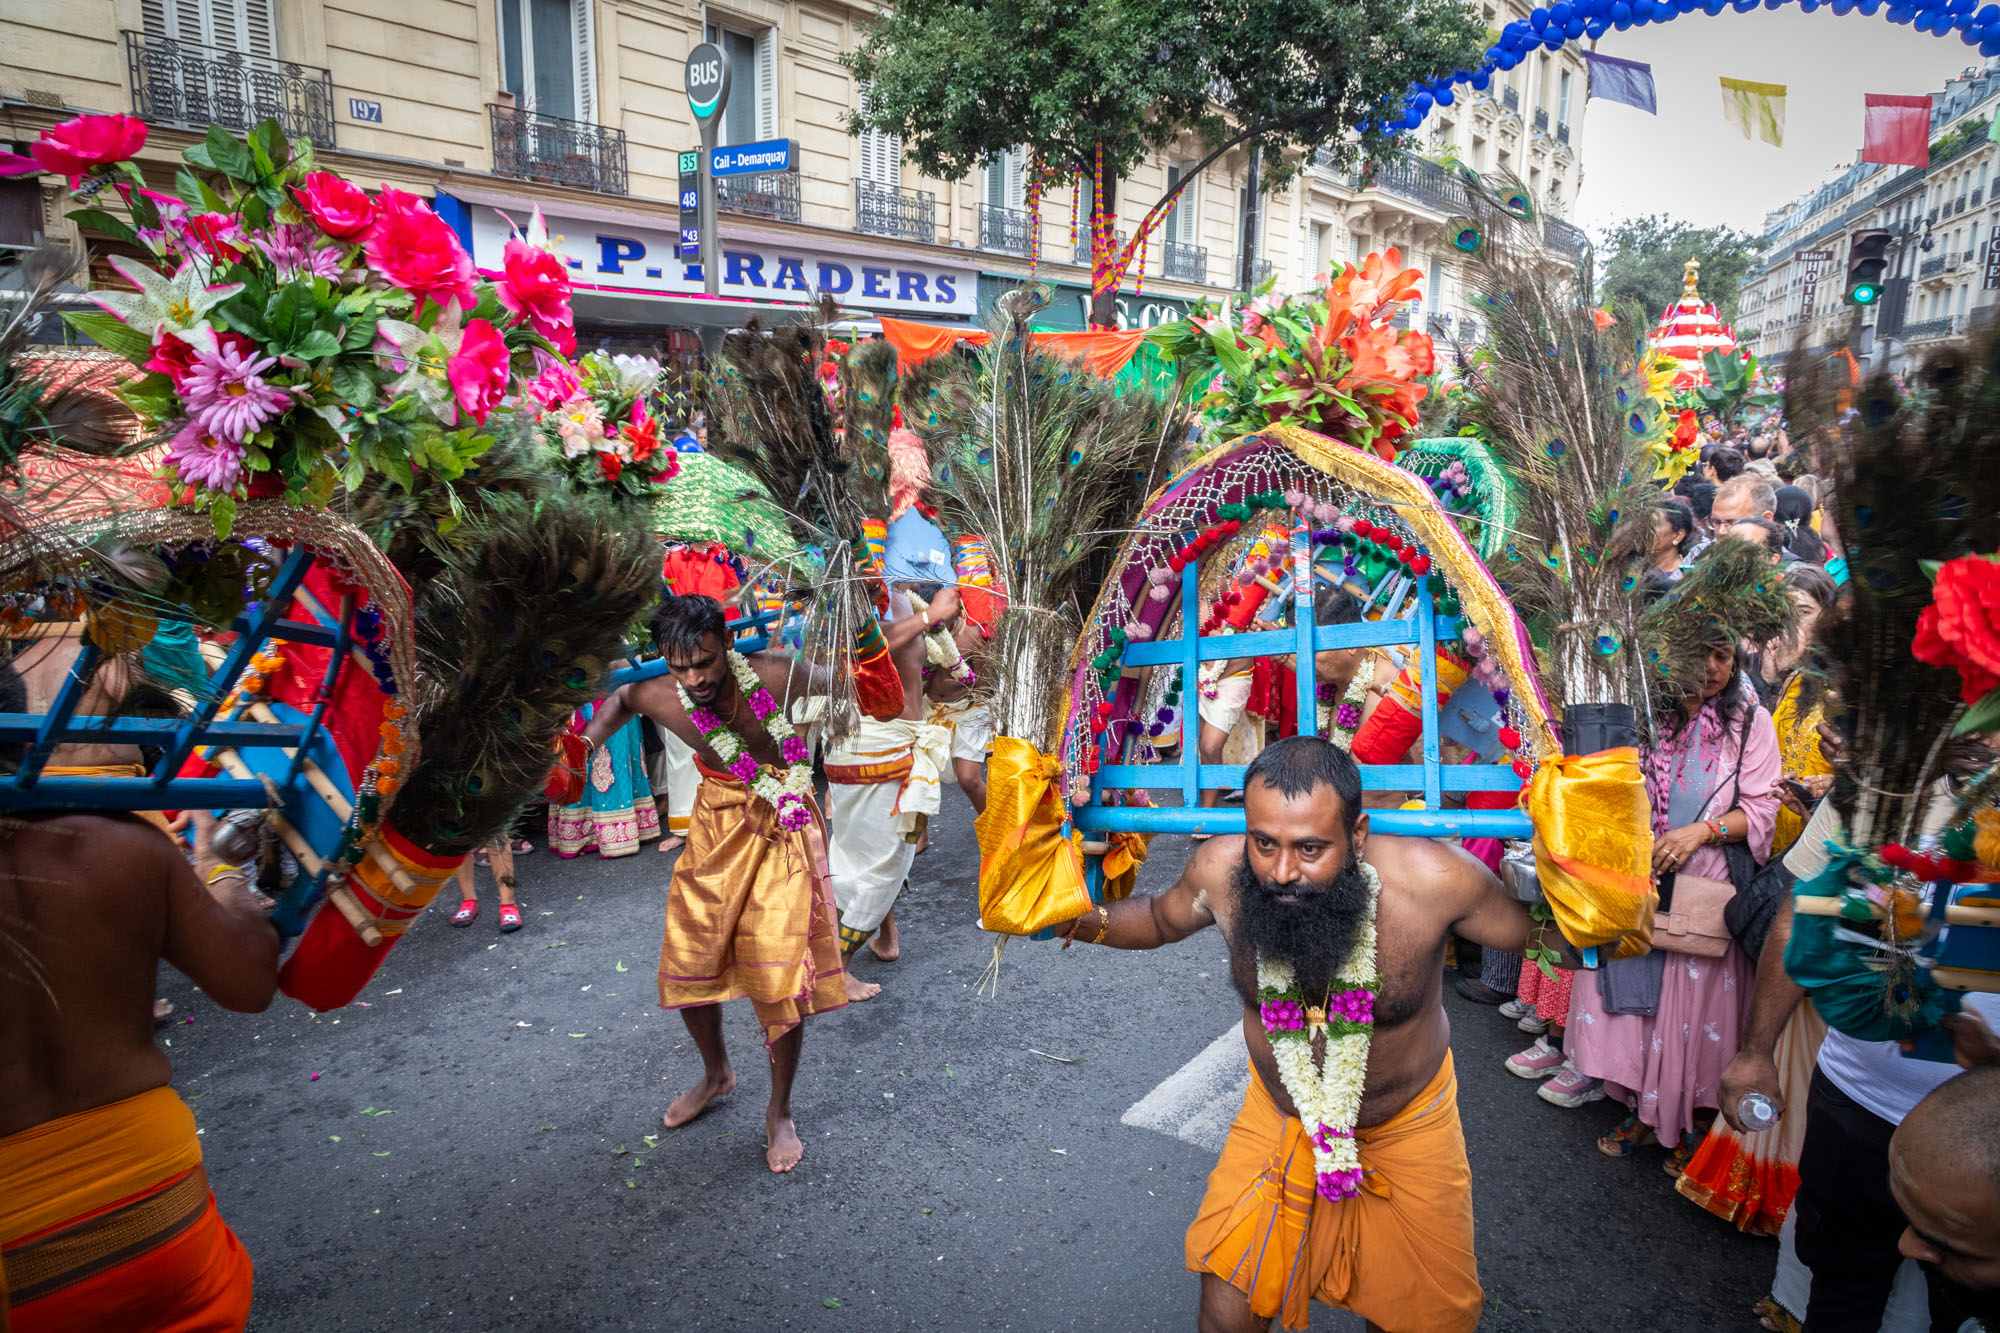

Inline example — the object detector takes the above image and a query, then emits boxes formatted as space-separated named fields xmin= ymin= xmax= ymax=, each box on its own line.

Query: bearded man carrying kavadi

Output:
xmin=1053 ymin=734 xmax=1577 ymax=1332
xmin=583 ymin=594 xmax=843 ymax=1174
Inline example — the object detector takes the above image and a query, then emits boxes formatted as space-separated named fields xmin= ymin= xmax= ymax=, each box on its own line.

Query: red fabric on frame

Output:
xmin=1862 ymin=94 xmax=1933 ymax=167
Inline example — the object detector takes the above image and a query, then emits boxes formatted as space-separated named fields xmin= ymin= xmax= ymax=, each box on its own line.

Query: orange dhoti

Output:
xmin=657 ymin=761 xmax=848 ymax=1047
xmin=1 ymin=1085 xmax=252 ymax=1332
xmin=1185 ymin=1051 xmax=1483 ymax=1333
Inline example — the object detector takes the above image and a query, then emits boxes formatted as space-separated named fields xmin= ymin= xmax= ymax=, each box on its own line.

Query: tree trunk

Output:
xmin=1089 ymin=171 xmax=1120 ymax=330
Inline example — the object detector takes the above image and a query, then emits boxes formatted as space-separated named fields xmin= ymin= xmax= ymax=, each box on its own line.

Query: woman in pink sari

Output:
xmin=1562 ymin=637 xmax=1781 ymax=1170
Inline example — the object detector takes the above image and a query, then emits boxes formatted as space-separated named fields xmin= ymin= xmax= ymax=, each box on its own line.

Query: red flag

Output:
xmin=1863 ymin=94 xmax=1934 ymax=167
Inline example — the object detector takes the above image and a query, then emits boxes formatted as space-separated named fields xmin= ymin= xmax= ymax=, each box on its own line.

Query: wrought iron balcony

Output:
xmin=1976 ymin=187 xmax=1986 ymax=207
xmin=715 ymin=171 xmax=800 ymax=223
xmin=1352 ymin=153 xmax=1471 ymax=215
xmin=1545 ymin=216 xmax=1590 ymax=256
xmin=1502 ymin=86 xmax=1520 ymax=112
xmin=979 ymin=203 xmax=1032 ymax=256
xmin=1251 ymin=257 xmax=1275 ymax=286
xmin=1074 ymin=227 xmax=1128 ymax=264
xmin=124 ymin=30 xmax=334 ymax=145
xmin=1556 ymin=121 xmax=1571 ymax=145
xmin=489 ymin=103 xmax=627 ymax=195
xmin=1533 ymin=108 xmax=1550 ymax=132
xmin=1904 ymin=314 xmax=1961 ymax=341
xmin=1162 ymin=239 xmax=1207 ymax=284
xmin=854 ymin=178 xmax=935 ymax=244
xmin=1921 ymin=255 xmax=1948 ymax=277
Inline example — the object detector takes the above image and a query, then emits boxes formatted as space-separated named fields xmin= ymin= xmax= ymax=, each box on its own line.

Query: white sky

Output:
xmin=1573 ymin=11 xmax=1980 ymax=237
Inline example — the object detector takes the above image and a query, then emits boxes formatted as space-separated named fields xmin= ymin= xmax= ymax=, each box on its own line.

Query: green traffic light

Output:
xmin=1850 ymin=284 xmax=1879 ymax=305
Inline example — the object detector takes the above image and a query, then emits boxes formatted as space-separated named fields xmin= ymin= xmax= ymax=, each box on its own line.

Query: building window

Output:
xmin=1306 ymin=222 xmax=1327 ymax=279
xmin=1166 ymin=162 xmax=1199 ymax=246
xmin=1351 ymin=232 xmax=1366 ymax=262
xmin=857 ymin=84 xmax=900 ymax=186
xmin=703 ymin=21 xmax=777 ymax=145
xmin=1558 ymin=70 xmax=1572 ymax=128
xmin=500 ymin=0 xmax=596 ymax=121
xmin=984 ymin=148 xmax=1026 ymax=211
xmin=143 ymin=0 xmax=277 ymax=55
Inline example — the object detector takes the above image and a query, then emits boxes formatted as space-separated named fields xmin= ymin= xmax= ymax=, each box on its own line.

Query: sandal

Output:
xmin=1664 ymin=1129 xmax=1702 ymax=1178
xmin=510 ymin=837 xmax=534 ymax=855
xmin=1597 ymin=1114 xmax=1654 ymax=1158
xmin=451 ymin=898 xmax=479 ymax=927
xmin=498 ymin=903 xmax=522 ymax=933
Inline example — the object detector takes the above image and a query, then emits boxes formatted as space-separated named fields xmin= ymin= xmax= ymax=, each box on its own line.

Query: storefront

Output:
xmin=975 ymin=275 xmax=1193 ymax=332
xmin=437 ymin=190 xmax=979 ymax=365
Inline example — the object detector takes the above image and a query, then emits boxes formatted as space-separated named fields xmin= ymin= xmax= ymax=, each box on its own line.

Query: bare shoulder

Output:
xmin=1363 ymin=833 xmax=1495 ymax=904
xmin=10 ymin=812 xmax=171 ymax=866
xmin=744 ymin=650 xmax=804 ymax=694
xmin=1184 ymin=833 xmax=1242 ymax=913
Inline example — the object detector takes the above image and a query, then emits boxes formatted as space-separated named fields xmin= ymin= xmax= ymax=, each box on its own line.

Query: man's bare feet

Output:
xmin=868 ymin=907 xmax=900 ymax=962
xmin=843 ymin=968 xmax=881 ymax=1002
xmin=766 ymin=1108 xmax=805 ymax=1173
xmin=662 ymin=1068 xmax=736 ymax=1128
xmin=657 ymin=834 xmax=686 ymax=854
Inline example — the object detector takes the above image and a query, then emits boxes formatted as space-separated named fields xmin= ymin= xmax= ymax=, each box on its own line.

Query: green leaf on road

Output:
xmin=329 ymin=1135 xmax=341 ymax=1142
xmin=823 ymin=1298 xmax=842 ymax=1309
xmin=360 ymin=1107 xmax=394 ymax=1116
xmin=613 ymin=1145 xmax=628 ymax=1155
xmin=568 ymin=1032 xmax=588 ymax=1038
xmin=625 ymin=1179 xmax=635 ymax=1188
xmin=548 ymin=941 xmax=568 ymax=949
xmin=615 ymin=961 xmax=628 ymax=972
xmin=372 ymin=1151 xmax=391 ymax=1157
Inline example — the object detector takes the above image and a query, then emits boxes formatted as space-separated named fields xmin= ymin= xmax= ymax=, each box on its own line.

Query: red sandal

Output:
xmin=451 ymin=898 xmax=479 ymax=927
xmin=498 ymin=903 xmax=522 ymax=933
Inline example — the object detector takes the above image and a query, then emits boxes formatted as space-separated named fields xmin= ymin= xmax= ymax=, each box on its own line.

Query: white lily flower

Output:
xmin=89 ymin=256 xmax=243 ymax=336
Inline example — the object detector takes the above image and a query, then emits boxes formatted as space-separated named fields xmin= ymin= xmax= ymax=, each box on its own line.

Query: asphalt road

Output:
xmin=159 ymin=786 xmax=1772 ymax=1332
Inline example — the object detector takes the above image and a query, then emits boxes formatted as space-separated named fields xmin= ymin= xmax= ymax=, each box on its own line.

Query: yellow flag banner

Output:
xmin=1719 ymin=77 xmax=1786 ymax=146
xmin=975 ymin=735 xmax=1093 ymax=937
xmin=1524 ymin=746 xmax=1658 ymax=959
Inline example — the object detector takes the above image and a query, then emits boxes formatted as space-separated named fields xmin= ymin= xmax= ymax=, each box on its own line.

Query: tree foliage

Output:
xmin=1595 ymin=214 xmax=1765 ymax=326
xmin=845 ymin=0 xmax=1485 ymax=324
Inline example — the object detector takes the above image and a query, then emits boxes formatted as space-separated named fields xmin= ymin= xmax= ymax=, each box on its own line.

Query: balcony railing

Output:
xmin=1503 ymin=86 xmax=1520 ymax=112
xmin=853 ymin=178 xmax=935 ymax=244
xmin=124 ymin=30 xmax=334 ymax=145
xmin=979 ymin=203 xmax=1032 ymax=256
xmin=1921 ymin=255 xmax=1948 ymax=277
xmin=489 ymin=103 xmax=627 ymax=195
xmin=1162 ymin=239 xmax=1207 ymax=283
xmin=1976 ymin=188 xmax=1986 ymax=207
xmin=1533 ymin=108 xmax=1550 ymax=132
xmin=716 ymin=171 xmax=800 ymax=223
xmin=1074 ymin=228 xmax=1129 ymax=265
xmin=1352 ymin=152 xmax=1472 ymax=215
xmin=1556 ymin=121 xmax=1571 ymax=145
xmin=1545 ymin=216 xmax=1590 ymax=256
xmin=1904 ymin=314 xmax=1961 ymax=341
xmin=1250 ymin=258 xmax=1275 ymax=286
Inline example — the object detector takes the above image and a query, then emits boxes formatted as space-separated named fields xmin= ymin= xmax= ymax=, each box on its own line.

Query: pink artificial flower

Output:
xmin=526 ymin=358 xmax=580 ymax=413
xmin=144 ymin=330 xmax=200 ymax=387
xmin=251 ymin=223 xmax=342 ymax=279
xmin=498 ymin=236 xmax=576 ymax=355
xmin=0 ymin=114 xmax=149 ymax=186
xmin=446 ymin=318 xmax=510 ymax=425
xmin=556 ymin=399 xmax=606 ymax=457
xmin=292 ymin=172 xmax=375 ymax=241
xmin=179 ymin=212 xmax=245 ymax=263
xmin=365 ymin=196 xmax=475 ymax=317
xmin=181 ymin=337 xmax=292 ymax=443
xmin=649 ymin=448 xmax=680 ymax=484
xmin=165 ymin=418 xmax=247 ymax=492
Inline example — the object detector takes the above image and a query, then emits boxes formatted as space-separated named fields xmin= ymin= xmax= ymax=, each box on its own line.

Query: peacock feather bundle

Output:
xmin=390 ymin=489 xmax=659 ymax=857
xmin=1637 ymin=537 xmax=1800 ymax=714
xmin=922 ymin=285 xmax=1185 ymax=748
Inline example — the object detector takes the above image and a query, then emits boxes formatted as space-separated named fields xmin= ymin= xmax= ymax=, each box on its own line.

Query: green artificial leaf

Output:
xmin=292 ymin=329 xmax=341 ymax=360
xmin=1920 ymin=559 xmax=1945 ymax=584
xmin=341 ymin=316 xmax=379 ymax=353
xmin=1953 ymin=688 xmax=2000 ymax=737
xmin=201 ymin=124 xmax=258 ymax=183
xmin=264 ymin=282 xmax=314 ymax=350
xmin=210 ymin=495 xmax=237 ymax=539
xmin=114 ymin=373 xmax=180 ymax=422
xmin=65 ymin=207 xmax=138 ymax=247
xmin=62 ymin=309 xmax=152 ymax=362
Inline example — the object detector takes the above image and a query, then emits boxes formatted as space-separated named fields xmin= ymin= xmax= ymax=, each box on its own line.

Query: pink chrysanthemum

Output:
xmin=181 ymin=338 xmax=291 ymax=444
xmin=165 ymin=418 xmax=247 ymax=492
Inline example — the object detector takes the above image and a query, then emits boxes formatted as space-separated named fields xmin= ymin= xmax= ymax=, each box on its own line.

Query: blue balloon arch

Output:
xmin=1391 ymin=0 xmax=2000 ymax=132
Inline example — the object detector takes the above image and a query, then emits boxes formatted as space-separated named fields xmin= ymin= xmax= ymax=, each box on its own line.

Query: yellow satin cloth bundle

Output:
xmin=975 ymin=736 xmax=1093 ymax=937
xmin=1524 ymin=746 xmax=1657 ymax=959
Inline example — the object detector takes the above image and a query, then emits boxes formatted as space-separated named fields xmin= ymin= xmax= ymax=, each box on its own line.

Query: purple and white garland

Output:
xmin=678 ymin=651 xmax=814 ymax=832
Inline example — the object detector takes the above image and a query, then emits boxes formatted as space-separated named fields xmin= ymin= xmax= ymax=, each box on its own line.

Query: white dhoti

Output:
xmin=824 ymin=716 xmax=952 ymax=950
xmin=926 ymin=696 xmax=993 ymax=769
xmin=1197 ymin=672 xmax=1254 ymax=734
xmin=658 ymin=725 xmax=697 ymax=836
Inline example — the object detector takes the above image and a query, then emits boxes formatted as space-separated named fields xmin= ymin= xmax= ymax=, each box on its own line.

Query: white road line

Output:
xmin=1121 ymin=1025 xmax=1250 ymax=1154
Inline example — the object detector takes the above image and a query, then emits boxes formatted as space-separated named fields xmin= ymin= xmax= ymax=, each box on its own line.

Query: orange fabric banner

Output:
xmin=877 ymin=317 xmax=1149 ymax=377
xmin=878 ymin=316 xmax=990 ymax=368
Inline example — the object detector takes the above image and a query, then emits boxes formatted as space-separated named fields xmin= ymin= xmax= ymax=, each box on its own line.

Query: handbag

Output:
xmin=1653 ymin=869 xmax=1736 ymax=957
xmin=543 ymin=732 xmax=587 ymax=807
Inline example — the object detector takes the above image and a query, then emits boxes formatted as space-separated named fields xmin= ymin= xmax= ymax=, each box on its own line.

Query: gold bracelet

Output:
xmin=206 ymin=863 xmax=247 ymax=886
xmin=1089 ymin=904 xmax=1110 ymax=945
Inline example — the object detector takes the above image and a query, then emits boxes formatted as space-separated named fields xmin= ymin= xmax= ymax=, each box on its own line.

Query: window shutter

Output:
xmin=572 ymin=0 xmax=597 ymax=121
xmin=858 ymin=84 xmax=901 ymax=187
xmin=1177 ymin=170 xmax=1198 ymax=245
xmin=1305 ymin=224 xmax=1321 ymax=281
xmin=755 ymin=26 xmax=779 ymax=141
xmin=241 ymin=0 xmax=276 ymax=57
xmin=1005 ymin=147 xmax=1025 ymax=210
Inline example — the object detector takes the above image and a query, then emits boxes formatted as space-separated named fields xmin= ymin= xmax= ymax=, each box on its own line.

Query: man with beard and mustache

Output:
xmin=583 ymin=594 xmax=842 ymax=1174
xmin=1054 ymin=734 xmax=1570 ymax=1333
xmin=1889 ymin=1065 xmax=2000 ymax=1328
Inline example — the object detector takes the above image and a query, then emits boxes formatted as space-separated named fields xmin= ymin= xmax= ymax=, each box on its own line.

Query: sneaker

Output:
xmin=1498 ymin=996 xmax=1536 ymax=1022
xmin=1505 ymin=1037 xmax=1565 ymax=1079
xmin=1538 ymin=1064 xmax=1606 ymax=1108
xmin=1517 ymin=1011 xmax=1552 ymax=1035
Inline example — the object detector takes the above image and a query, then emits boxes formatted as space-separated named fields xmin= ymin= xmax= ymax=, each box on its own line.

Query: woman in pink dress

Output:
xmin=1563 ymin=637 xmax=1780 ymax=1169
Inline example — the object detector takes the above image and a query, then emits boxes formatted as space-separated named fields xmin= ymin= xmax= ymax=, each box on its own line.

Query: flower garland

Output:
xmin=677 ymin=650 xmax=813 ymax=832
xmin=1255 ymin=860 xmax=1381 ymax=1202
xmin=1316 ymin=655 xmax=1376 ymax=751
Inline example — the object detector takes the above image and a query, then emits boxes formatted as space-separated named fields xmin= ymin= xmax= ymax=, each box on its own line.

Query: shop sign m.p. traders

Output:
xmin=465 ymin=206 xmax=976 ymax=318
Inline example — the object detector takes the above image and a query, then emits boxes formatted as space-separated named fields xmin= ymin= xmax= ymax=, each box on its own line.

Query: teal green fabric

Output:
xmin=1784 ymin=847 xmax=1959 ymax=1042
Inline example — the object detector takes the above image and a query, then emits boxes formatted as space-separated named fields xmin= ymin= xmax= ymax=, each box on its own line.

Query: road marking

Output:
xmin=1122 ymin=1025 xmax=1249 ymax=1153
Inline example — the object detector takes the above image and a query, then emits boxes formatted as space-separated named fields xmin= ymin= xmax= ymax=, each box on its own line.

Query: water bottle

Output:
xmin=1735 ymin=1092 xmax=1779 ymax=1133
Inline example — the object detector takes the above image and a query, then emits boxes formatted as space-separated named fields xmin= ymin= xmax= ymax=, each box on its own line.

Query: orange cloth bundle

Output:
xmin=974 ymin=736 xmax=1091 ymax=937
xmin=1184 ymin=1053 xmax=1483 ymax=1333
xmin=1524 ymin=746 xmax=1658 ymax=959
xmin=1 ymin=1087 xmax=252 ymax=1332
xmin=277 ymin=823 xmax=465 ymax=1011
xmin=850 ymin=617 xmax=906 ymax=722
